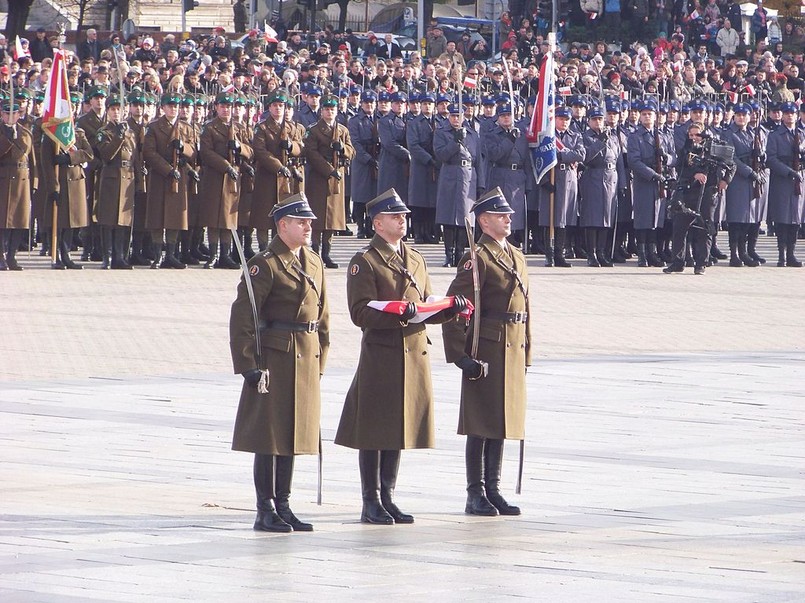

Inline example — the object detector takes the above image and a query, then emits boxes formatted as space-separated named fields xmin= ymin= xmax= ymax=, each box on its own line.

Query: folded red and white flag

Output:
xmin=368 ymin=295 xmax=474 ymax=323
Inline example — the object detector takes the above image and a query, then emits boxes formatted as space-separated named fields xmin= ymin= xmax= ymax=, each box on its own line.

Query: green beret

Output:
xmin=70 ymin=91 xmax=83 ymax=104
xmin=321 ymin=95 xmax=338 ymax=108
xmin=85 ymin=85 xmax=108 ymax=101
xmin=180 ymin=94 xmax=194 ymax=106
xmin=267 ymin=91 xmax=288 ymax=106
xmin=215 ymin=91 xmax=235 ymax=105
xmin=15 ymin=88 xmax=32 ymax=100
xmin=194 ymin=94 xmax=208 ymax=106
xmin=160 ymin=92 xmax=181 ymax=105
xmin=234 ymin=92 xmax=247 ymax=106
xmin=2 ymin=102 xmax=20 ymax=112
xmin=105 ymin=96 xmax=122 ymax=108
xmin=34 ymin=90 xmax=45 ymax=102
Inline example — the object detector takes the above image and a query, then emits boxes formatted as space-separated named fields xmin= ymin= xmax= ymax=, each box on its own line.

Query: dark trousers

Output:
xmin=670 ymin=192 xmax=716 ymax=267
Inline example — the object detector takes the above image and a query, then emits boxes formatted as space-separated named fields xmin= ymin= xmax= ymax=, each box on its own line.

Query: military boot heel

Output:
xmin=464 ymin=436 xmax=498 ymax=516
xmin=359 ymin=450 xmax=394 ymax=525
xmin=380 ymin=450 xmax=413 ymax=524
xmin=484 ymin=439 xmax=520 ymax=516
xmin=274 ymin=456 xmax=313 ymax=531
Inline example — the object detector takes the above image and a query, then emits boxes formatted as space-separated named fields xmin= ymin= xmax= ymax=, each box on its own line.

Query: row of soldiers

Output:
xmin=2 ymin=79 xmax=804 ymax=272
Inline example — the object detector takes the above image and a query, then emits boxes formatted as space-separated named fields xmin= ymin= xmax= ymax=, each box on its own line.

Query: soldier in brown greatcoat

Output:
xmin=198 ymin=91 xmax=254 ymax=269
xmin=142 ymin=91 xmax=197 ymax=269
xmin=251 ymin=91 xmax=305 ymax=251
xmin=177 ymin=94 xmax=203 ymax=266
xmin=40 ymin=127 xmax=94 ymax=269
xmin=30 ymin=90 xmax=48 ymax=257
xmin=76 ymin=85 xmax=107 ymax=261
xmin=126 ymin=89 xmax=152 ymax=266
xmin=95 ymin=95 xmax=139 ymax=269
xmin=230 ymin=193 xmax=329 ymax=533
xmin=233 ymin=93 xmax=257 ymax=263
xmin=442 ymin=188 xmax=531 ymax=518
xmin=335 ymin=189 xmax=466 ymax=525
xmin=0 ymin=99 xmax=37 ymax=271
xmin=304 ymin=95 xmax=354 ymax=268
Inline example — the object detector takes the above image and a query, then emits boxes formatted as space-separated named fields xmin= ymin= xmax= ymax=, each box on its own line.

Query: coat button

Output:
xmin=296 ymin=353 xmax=302 ymax=358
xmin=506 ymin=343 xmax=511 ymax=348
xmin=404 ymin=348 xmax=409 ymax=353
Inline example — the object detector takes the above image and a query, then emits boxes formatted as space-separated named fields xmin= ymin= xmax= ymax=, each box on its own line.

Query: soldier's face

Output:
xmin=278 ymin=217 xmax=312 ymax=248
xmin=269 ymin=101 xmax=285 ymax=121
xmin=163 ymin=103 xmax=178 ymax=119
xmin=374 ymin=212 xmax=407 ymax=243
xmin=478 ymin=212 xmax=512 ymax=240
xmin=421 ymin=101 xmax=434 ymax=116
xmin=180 ymin=105 xmax=193 ymax=120
xmin=106 ymin=106 xmax=122 ymax=122
xmin=783 ymin=111 xmax=797 ymax=127
xmin=556 ymin=116 xmax=570 ymax=132
xmin=448 ymin=113 xmax=462 ymax=128
xmin=217 ymin=103 xmax=233 ymax=120
xmin=497 ymin=113 xmax=513 ymax=128
xmin=639 ymin=110 xmax=655 ymax=128
xmin=734 ymin=113 xmax=749 ymax=128
xmin=322 ymin=106 xmax=337 ymax=121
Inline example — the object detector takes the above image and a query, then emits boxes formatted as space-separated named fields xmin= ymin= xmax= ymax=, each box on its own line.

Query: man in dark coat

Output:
xmin=442 ymin=188 xmax=530 ymax=517
xmin=539 ymin=106 xmax=585 ymax=267
xmin=406 ymin=92 xmax=439 ymax=244
xmin=335 ymin=189 xmax=465 ymax=525
xmin=765 ymin=102 xmax=805 ymax=267
xmin=230 ymin=193 xmax=329 ymax=533
xmin=347 ymin=90 xmax=379 ymax=238
xmin=377 ymin=92 xmax=410 ymax=203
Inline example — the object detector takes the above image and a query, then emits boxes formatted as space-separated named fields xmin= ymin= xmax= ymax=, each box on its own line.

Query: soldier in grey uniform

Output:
xmin=295 ymin=85 xmax=321 ymax=129
xmin=766 ymin=101 xmax=805 ymax=267
xmin=723 ymin=103 xmax=765 ymax=267
xmin=579 ymin=106 xmax=627 ymax=267
xmin=434 ymin=103 xmax=482 ymax=267
xmin=347 ymin=90 xmax=379 ymax=239
xmin=483 ymin=102 xmax=529 ymax=247
xmin=627 ymin=99 xmax=676 ymax=268
xmin=539 ymin=105 xmax=584 ymax=267
xmin=377 ymin=91 xmax=410 ymax=203
xmin=406 ymin=91 xmax=439 ymax=244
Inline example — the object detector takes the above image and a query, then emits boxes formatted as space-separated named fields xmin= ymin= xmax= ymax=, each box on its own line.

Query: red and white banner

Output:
xmin=463 ymin=76 xmax=477 ymax=89
xmin=13 ymin=36 xmax=30 ymax=61
xmin=368 ymin=296 xmax=474 ymax=323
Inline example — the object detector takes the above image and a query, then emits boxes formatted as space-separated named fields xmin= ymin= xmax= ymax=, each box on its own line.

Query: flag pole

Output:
xmin=548 ymin=32 xmax=556 ymax=257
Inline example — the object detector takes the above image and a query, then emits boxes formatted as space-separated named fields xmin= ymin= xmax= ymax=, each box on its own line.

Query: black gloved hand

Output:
xmin=368 ymin=158 xmax=378 ymax=170
xmin=331 ymin=140 xmax=344 ymax=152
xmin=792 ymin=171 xmax=803 ymax=183
xmin=292 ymin=168 xmax=304 ymax=182
xmin=5 ymin=124 xmax=17 ymax=140
xmin=454 ymin=127 xmax=466 ymax=141
xmin=171 ymin=139 xmax=183 ymax=152
xmin=116 ymin=121 xmax=128 ymax=135
xmin=49 ymin=191 xmax=60 ymax=204
xmin=508 ymin=128 xmax=520 ymax=140
xmin=443 ymin=294 xmax=469 ymax=319
xmin=329 ymin=169 xmax=342 ymax=181
xmin=663 ymin=176 xmax=675 ymax=187
xmin=54 ymin=152 xmax=71 ymax=166
xmin=279 ymin=138 xmax=293 ymax=151
xmin=758 ymin=153 xmax=767 ymax=164
xmin=242 ymin=368 xmax=262 ymax=388
xmin=278 ymin=166 xmax=292 ymax=178
xmin=227 ymin=139 xmax=241 ymax=152
xmin=750 ymin=172 xmax=761 ymax=183
xmin=242 ymin=164 xmax=255 ymax=178
xmin=399 ymin=301 xmax=417 ymax=321
xmin=188 ymin=169 xmax=201 ymax=182
xmin=170 ymin=169 xmax=181 ymax=181
xmin=541 ymin=181 xmax=556 ymax=193
xmin=227 ymin=166 xmax=239 ymax=180
xmin=455 ymin=355 xmax=486 ymax=380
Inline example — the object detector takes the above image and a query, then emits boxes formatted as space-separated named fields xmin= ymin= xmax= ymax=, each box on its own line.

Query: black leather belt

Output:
xmin=495 ymin=163 xmax=522 ymax=170
xmin=120 ymin=160 xmax=132 ymax=168
xmin=481 ymin=311 xmax=528 ymax=323
xmin=605 ymin=162 xmax=616 ymax=170
xmin=263 ymin=320 xmax=319 ymax=332
xmin=459 ymin=159 xmax=472 ymax=167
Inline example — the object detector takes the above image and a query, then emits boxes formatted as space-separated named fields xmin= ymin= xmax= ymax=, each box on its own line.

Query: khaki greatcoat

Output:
xmin=251 ymin=117 xmax=305 ymax=230
xmin=40 ymin=129 xmax=94 ymax=229
xmin=304 ymin=119 xmax=354 ymax=231
xmin=335 ymin=235 xmax=449 ymax=451
xmin=0 ymin=123 xmax=37 ymax=229
xmin=197 ymin=117 xmax=253 ymax=230
xmin=95 ymin=122 xmax=139 ymax=227
xmin=230 ymin=236 xmax=329 ymax=456
xmin=142 ymin=116 xmax=196 ymax=231
xmin=442 ymin=234 xmax=531 ymax=440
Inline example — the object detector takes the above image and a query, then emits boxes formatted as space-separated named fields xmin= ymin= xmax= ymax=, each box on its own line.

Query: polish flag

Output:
xmin=558 ymin=86 xmax=572 ymax=96
xmin=368 ymin=296 xmax=474 ymax=323
xmin=265 ymin=25 xmax=279 ymax=43
xmin=463 ymin=76 xmax=477 ymax=89
xmin=745 ymin=84 xmax=756 ymax=96
xmin=13 ymin=36 xmax=30 ymax=61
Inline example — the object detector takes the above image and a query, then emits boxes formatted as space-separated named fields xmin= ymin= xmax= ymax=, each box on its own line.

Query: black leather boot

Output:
xmin=253 ymin=454 xmax=292 ymax=533
xmin=5 ymin=230 xmax=23 ymax=271
xmin=204 ymin=241 xmax=219 ymax=269
xmin=596 ymin=228 xmax=613 ymax=267
xmin=112 ymin=230 xmax=132 ymax=269
xmin=543 ymin=227 xmax=554 ymax=267
xmin=215 ymin=241 xmax=240 ymax=269
xmin=484 ymin=439 xmax=520 ymax=515
xmin=465 ymin=436 xmax=497 ymax=516
xmin=747 ymin=223 xmax=766 ymax=264
xmin=100 ymin=227 xmax=112 ymax=269
xmin=728 ymin=225 xmax=742 ymax=266
xmin=274 ymin=455 xmax=313 ymax=531
xmin=150 ymin=238 xmax=163 ymax=269
xmin=787 ymin=224 xmax=802 ymax=267
xmin=60 ymin=233 xmax=83 ymax=269
xmin=321 ymin=238 xmax=339 ymax=269
xmin=380 ymin=450 xmax=413 ymax=524
xmin=359 ymin=450 xmax=394 ymax=525
xmin=442 ymin=227 xmax=455 ymax=268
xmin=738 ymin=224 xmax=758 ymax=267
xmin=553 ymin=228 xmax=571 ymax=267
xmin=161 ymin=242 xmax=187 ymax=269
xmin=585 ymin=229 xmax=600 ymax=267
xmin=776 ymin=225 xmax=788 ymax=267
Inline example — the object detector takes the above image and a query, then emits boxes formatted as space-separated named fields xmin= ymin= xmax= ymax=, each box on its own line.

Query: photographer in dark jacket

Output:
xmin=664 ymin=122 xmax=736 ymax=275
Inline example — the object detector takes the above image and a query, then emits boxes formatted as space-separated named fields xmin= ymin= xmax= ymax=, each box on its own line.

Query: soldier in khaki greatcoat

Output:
xmin=335 ymin=189 xmax=466 ymax=525
xmin=76 ymin=85 xmax=107 ymax=262
xmin=142 ymin=91 xmax=197 ymax=269
xmin=95 ymin=95 xmax=140 ymax=269
xmin=198 ymin=91 xmax=254 ymax=269
xmin=0 ymin=98 xmax=37 ymax=271
xmin=177 ymin=94 xmax=203 ymax=266
xmin=303 ymin=95 xmax=354 ymax=268
xmin=230 ymin=193 xmax=329 ymax=533
xmin=251 ymin=91 xmax=305 ymax=250
xmin=442 ymin=188 xmax=531 ymax=518
xmin=126 ymin=89 xmax=152 ymax=266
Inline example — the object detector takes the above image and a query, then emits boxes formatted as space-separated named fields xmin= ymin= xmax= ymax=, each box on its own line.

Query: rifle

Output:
xmin=751 ymin=120 xmax=764 ymax=200
xmin=330 ymin=119 xmax=341 ymax=197
xmin=369 ymin=115 xmax=380 ymax=179
xmin=795 ymin=127 xmax=801 ymax=197
xmin=655 ymin=125 xmax=666 ymax=199
xmin=227 ymin=113 xmax=239 ymax=195
xmin=170 ymin=117 xmax=180 ymax=194
xmin=278 ymin=115 xmax=291 ymax=195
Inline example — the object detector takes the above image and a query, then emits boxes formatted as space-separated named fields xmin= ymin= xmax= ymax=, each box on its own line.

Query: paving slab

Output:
xmin=1 ymin=234 xmax=804 ymax=601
